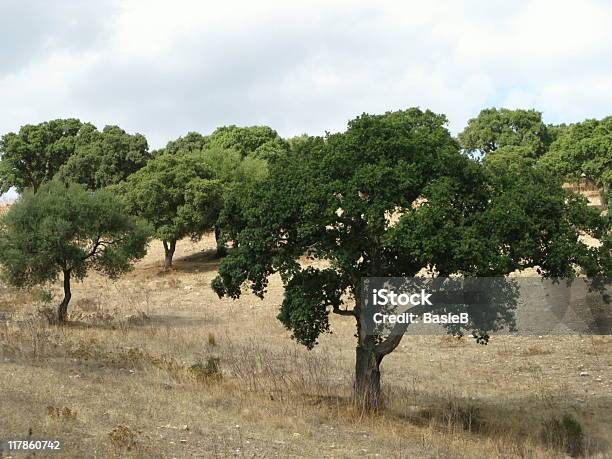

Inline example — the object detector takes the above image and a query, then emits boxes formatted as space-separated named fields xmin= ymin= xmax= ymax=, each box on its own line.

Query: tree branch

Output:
xmin=81 ymin=236 xmax=101 ymax=261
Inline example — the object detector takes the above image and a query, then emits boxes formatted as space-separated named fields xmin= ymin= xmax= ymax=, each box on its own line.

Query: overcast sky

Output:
xmin=1 ymin=0 xmax=611 ymax=155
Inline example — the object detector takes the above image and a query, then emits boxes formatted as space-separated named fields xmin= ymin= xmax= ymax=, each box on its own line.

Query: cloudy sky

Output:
xmin=1 ymin=0 xmax=611 ymax=154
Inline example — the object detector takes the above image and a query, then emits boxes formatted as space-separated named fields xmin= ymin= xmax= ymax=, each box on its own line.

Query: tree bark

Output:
xmin=352 ymin=279 xmax=410 ymax=413
xmin=354 ymin=346 xmax=383 ymax=412
xmin=163 ymin=240 xmax=176 ymax=270
xmin=57 ymin=269 xmax=72 ymax=323
xmin=214 ymin=226 xmax=227 ymax=258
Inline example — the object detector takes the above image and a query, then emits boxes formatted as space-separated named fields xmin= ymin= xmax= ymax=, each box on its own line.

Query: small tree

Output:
xmin=122 ymin=151 xmax=223 ymax=269
xmin=0 ymin=181 xmax=151 ymax=322
xmin=212 ymin=109 xmax=609 ymax=411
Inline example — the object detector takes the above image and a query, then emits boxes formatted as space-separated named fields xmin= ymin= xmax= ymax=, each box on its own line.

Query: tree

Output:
xmin=0 ymin=119 xmax=85 ymax=194
xmin=163 ymin=132 xmax=209 ymax=155
xmin=201 ymin=146 xmax=269 ymax=255
xmin=458 ymin=108 xmax=552 ymax=157
xmin=122 ymin=150 xmax=223 ymax=269
xmin=212 ymin=109 xmax=609 ymax=411
xmin=484 ymin=145 xmax=537 ymax=169
xmin=0 ymin=181 xmax=151 ymax=322
xmin=208 ymin=125 xmax=287 ymax=158
xmin=58 ymin=124 xmax=151 ymax=190
xmin=539 ymin=117 xmax=612 ymax=208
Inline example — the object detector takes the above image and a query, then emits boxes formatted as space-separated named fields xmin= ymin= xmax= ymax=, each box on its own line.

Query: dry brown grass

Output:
xmin=1 ymin=234 xmax=611 ymax=458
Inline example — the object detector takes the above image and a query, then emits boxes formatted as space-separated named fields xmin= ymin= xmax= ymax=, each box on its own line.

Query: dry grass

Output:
xmin=1 ymin=234 xmax=611 ymax=458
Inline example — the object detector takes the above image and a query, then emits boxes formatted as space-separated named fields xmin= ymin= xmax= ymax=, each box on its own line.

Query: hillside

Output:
xmin=1 ymin=234 xmax=610 ymax=458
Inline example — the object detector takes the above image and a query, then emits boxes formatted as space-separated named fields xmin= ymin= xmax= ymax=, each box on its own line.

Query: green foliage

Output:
xmin=163 ymin=132 xmax=209 ymax=155
xmin=0 ymin=119 xmax=85 ymax=194
xmin=483 ymin=145 xmax=537 ymax=169
xmin=208 ymin=125 xmax=288 ymax=159
xmin=58 ymin=125 xmax=150 ymax=190
xmin=458 ymin=108 xmax=551 ymax=157
xmin=0 ymin=181 xmax=151 ymax=287
xmin=201 ymin=146 xmax=268 ymax=185
xmin=122 ymin=150 xmax=223 ymax=243
xmin=539 ymin=116 xmax=612 ymax=205
xmin=213 ymin=108 xmax=609 ymax=350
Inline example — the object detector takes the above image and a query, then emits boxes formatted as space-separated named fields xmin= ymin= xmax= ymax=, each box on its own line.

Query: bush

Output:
xmin=189 ymin=357 xmax=222 ymax=383
xmin=540 ymin=413 xmax=585 ymax=457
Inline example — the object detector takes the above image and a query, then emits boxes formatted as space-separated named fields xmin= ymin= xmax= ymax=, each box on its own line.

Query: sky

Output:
xmin=0 ymin=0 xmax=611 ymax=158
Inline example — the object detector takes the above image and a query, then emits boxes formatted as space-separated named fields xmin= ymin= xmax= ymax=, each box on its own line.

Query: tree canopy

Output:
xmin=0 ymin=118 xmax=85 ymax=194
xmin=212 ymin=108 xmax=610 ymax=410
xmin=163 ymin=132 xmax=209 ymax=155
xmin=0 ymin=119 xmax=151 ymax=195
xmin=539 ymin=117 xmax=612 ymax=207
xmin=458 ymin=108 xmax=552 ymax=157
xmin=122 ymin=150 xmax=224 ymax=269
xmin=208 ymin=125 xmax=288 ymax=160
xmin=58 ymin=124 xmax=151 ymax=190
xmin=0 ymin=181 xmax=151 ymax=322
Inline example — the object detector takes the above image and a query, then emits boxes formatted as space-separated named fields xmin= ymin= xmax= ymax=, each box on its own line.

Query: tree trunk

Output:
xmin=163 ymin=240 xmax=176 ymax=270
xmin=214 ymin=226 xmax=227 ymax=258
xmin=57 ymin=269 xmax=72 ymax=323
xmin=354 ymin=346 xmax=382 ymax=412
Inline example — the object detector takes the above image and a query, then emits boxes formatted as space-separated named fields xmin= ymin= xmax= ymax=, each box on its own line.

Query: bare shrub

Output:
xmin=46 ymin=406 xmax=78 ymax=422
xmin=108 ymin=425 xmax=139 ymax=451
xmin=189 ymin=356 xmax=222 ymax=383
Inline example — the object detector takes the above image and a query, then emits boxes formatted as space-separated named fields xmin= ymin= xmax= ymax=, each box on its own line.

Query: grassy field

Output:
xmin=1 ymin=234 xmax=611 ymax=458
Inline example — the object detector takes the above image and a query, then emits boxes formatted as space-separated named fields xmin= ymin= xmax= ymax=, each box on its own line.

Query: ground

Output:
xmin=0 ymin=234 xmax=611 ymax=458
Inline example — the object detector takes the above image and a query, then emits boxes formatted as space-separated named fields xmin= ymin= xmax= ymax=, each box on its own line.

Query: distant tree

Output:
xmin=0 ymin=119 xmax=85 ymax=194
xmin=208 ymin=125 xmax=288 ymax=158
xmin=201 ymin=146 xmax=269 ymax=255
xmin=0 ymin=181 xmax=151 ymax=322
xmin=458 ymin=108 xmax=552 ymax=157
xmin=163 ymin=132 xmax=209 ymax=155
xmin=212 ymin=109 xmax=609 ymax=411
xmin=484 ymin=145 xmax=537 ymax=169
xmin=58 ymin=125 xmax=151 ymax=190
xmin=122 ymin=151 xmax=223 ymax=269
xmin=539 ymin=117 xmax=612 ymax=208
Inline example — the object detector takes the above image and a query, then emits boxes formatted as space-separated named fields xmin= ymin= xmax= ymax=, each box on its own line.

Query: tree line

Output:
xmin=0 ymin=108 xmax=610 ymax=410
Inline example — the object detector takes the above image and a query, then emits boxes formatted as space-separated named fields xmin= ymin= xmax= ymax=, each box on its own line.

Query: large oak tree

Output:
xmin=212 ymin=109 xmax=610 ymax=411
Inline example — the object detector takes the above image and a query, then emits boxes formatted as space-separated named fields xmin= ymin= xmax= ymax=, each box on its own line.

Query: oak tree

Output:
xmin=0 ymin=119 xmax=85 ymax=194
xmin=539 ymin=117 xmax=612 ymax=208
xmin=212 ymin=109 xmax=609 ymax=411
xmin=59 ymin=124 xmax=151 ymax=190
xmin=0 ymin=181 xmax=151 ymax=322
xmin=459 ymin=108 xmax=552 ymax=157
xmin=122 ymin=150 xmax=223 ymax=269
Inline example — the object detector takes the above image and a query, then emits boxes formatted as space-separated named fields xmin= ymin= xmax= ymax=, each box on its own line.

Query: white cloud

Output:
xmin=0 ymin=0 xmax=610 ymax=149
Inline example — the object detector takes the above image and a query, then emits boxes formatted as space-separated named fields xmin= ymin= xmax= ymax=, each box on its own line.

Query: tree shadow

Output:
xmin=167 ymin=249 xmax=221 ymax=274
